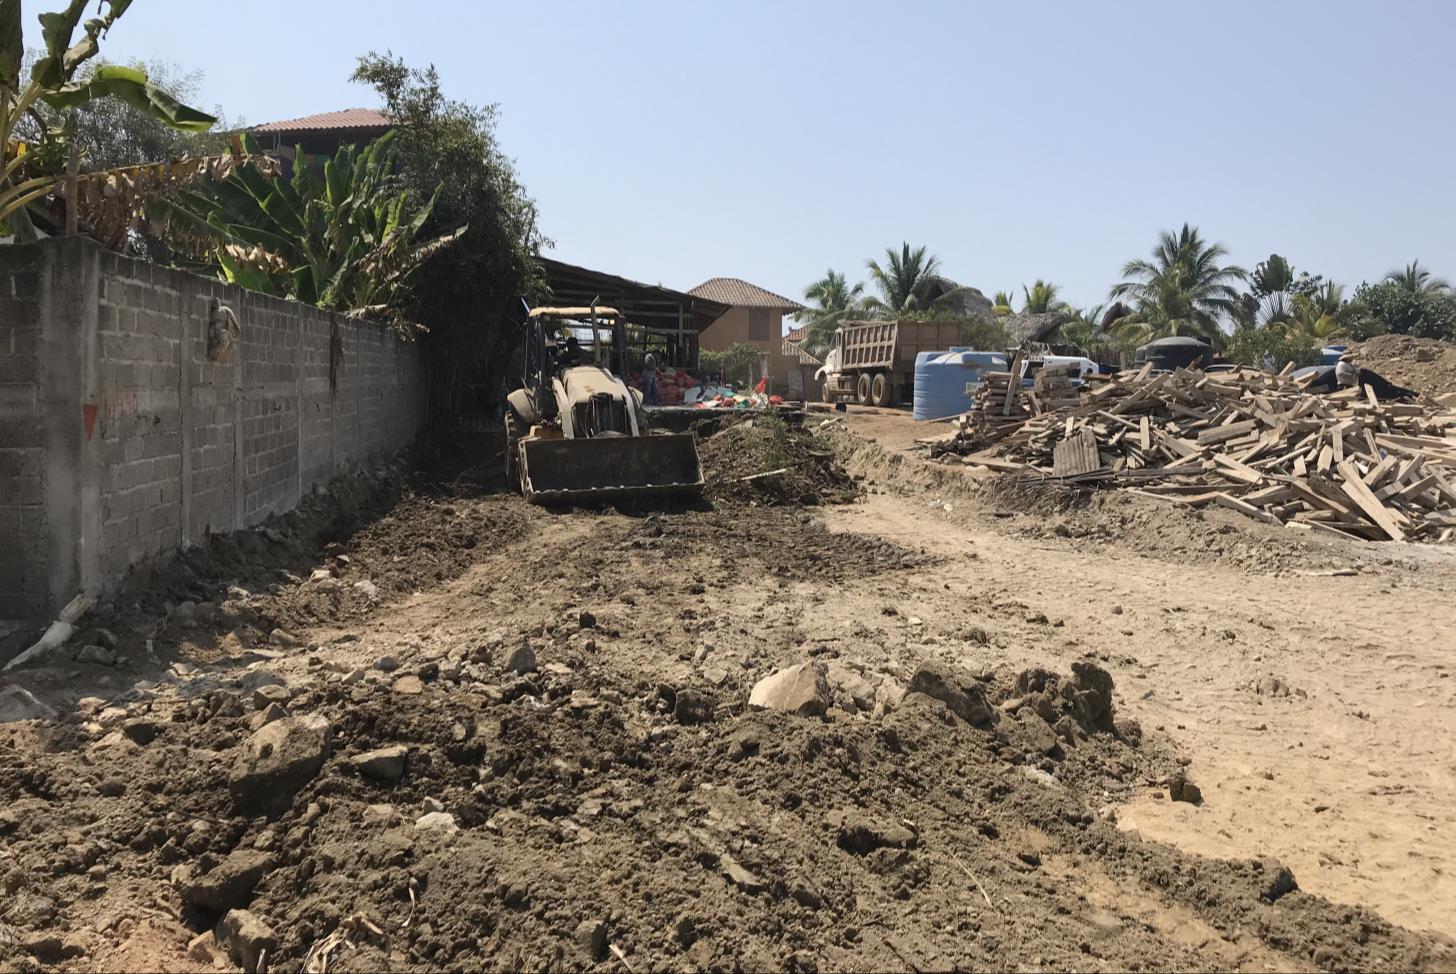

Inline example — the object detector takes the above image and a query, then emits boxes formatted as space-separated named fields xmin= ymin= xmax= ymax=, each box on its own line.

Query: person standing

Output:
xmin=642 ymin=352 xmax=660 ymax=406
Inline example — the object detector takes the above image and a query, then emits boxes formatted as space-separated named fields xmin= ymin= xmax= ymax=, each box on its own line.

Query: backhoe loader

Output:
xmin=503 ymin=306 xmax=704 ymax=503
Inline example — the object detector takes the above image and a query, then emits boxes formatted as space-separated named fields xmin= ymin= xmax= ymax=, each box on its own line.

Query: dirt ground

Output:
xmin=1350 ymin=335 xmax=1456 ymax=400
xmin=2 ymin=410 xmax=1455 ymax=973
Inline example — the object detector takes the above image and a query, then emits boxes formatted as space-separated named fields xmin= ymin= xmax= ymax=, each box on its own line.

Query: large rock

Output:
xmin=1069 ymin=661 xmax=1116 ymax=732
xmin=228 ymin=715 xmax=332 ymax=815
xmin=216 ymin=909 xmax=277 ymax=974
xmin=175 ymin=850 xmax=273 ymax=915
xmin=907 ymin=666 xmax=993 ymax=726
xmin=747 ymin=663 xmax=831 ymax=718
xmin=350 ymin=745 xmax=408 ymax=782
xmin=825 ymin=663 xmax=876 ymax=712
xmin=0 ymin=686 xmax=56 ymax=723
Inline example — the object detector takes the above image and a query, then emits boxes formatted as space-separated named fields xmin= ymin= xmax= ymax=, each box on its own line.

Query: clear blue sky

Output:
xmin=99 ymin=0 xmax=1456 ymax=316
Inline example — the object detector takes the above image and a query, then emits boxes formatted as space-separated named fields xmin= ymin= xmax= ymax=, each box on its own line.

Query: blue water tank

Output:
xmin=1321 ymin=344 xmax=1347 ymax=365
xmin=912 ymin=350 xmax=1008 ymax=420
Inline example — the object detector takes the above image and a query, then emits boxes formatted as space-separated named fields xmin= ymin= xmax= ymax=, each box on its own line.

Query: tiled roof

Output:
xmin=784 ymin=324 xmax=810 ymax=343
xmin=252 ymin=108 xmax=391 ymax=134
xmin=688 ymin=277 xmax=804 ymax=311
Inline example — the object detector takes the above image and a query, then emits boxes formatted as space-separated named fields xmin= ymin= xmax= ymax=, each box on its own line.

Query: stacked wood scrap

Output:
xmin=930 ymin=364 xmax=1456 ymax=543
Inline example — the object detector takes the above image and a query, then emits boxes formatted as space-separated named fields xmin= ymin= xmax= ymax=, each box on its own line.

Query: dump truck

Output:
xmin=503 ymin=306 xmax=705 ymax=504
xmin=817 ymin=319 xmax=965 ymax=406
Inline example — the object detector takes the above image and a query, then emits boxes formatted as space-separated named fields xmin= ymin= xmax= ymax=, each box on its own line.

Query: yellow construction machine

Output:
xmin=503 ymin=305 xmax=704 ymax=504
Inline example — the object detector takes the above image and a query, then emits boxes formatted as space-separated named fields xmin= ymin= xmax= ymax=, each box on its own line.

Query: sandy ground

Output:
xmin=2 ymin=410 xmax=1455 ymax=972
xmin=839 ymin=404 xmax=1456 ymax=939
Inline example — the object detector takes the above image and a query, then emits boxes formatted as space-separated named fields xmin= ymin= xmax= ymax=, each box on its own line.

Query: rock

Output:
xmin=92 ymin=627 xmax=119 ymax=650
xmin=248 ymin=703 xmax=287 ymax=731
xmin=1257 ymin=857 xmax=1298 ymax=902
xmin=422 ymin=797 xmax=445 ymax=813
xmin=573 ymin=919 xmax=608 ymax=961
xmin=229 ymin=714 xmax=332 ymax=815
xmin=1013 ymin=709 xmax=1059 ymax=756
xmin=0 ymin=686 xmax=57 ymax=723
xmin=719 ymin=852 xmax=767 ymax=893
xmin=747 ymin=662 xmax=831 ymax=718
xmin=353 ymin=579 xmax=379 ymax=599
xmin=121 ymin=719 xmax=161 ymax=746
xmin=351 ymin=745 xmax=408 ymax=782
xmin=373 ymin=655 xmax=401 ymax=673
xmin=1069 ymin=661 xmax=1116 ymax=731
xmin=269 ymin=629 xmax=302 ymax=648
xmin=216 ymin=909 xmax=277 ymax=974
xmin=392 ymin=674 xmax=424 ymax=695
xmin=907 ymin=666 xmax=992 ymax=726
xmin=415 ymin=811 xmax=458 ymax=834
xmin=503 ymin=641 xmax=537 ymax=676
xmin=673 ymin=688 xmax=716 ymax=725
xmin=830 ymin=811 xmax=917 ymax=854
xmin=175 ymin=849 xmax=274 ymax=914
xmin=825 ymin=663 xmax=876 ymax=712
xmin=1167 ymin=770 xmax=1203 ymax=805
xmin=252 ymin=685 xmax=291 ymax=709
xmin=578 ymin=610 xmax=597 ymax=630
xmin=75 ymin=644 xmax=116 ymax=666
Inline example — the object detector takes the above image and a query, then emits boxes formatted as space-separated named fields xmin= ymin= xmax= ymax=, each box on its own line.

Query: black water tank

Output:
xmin=1135 ymin=336 xmax=1213 ymax=371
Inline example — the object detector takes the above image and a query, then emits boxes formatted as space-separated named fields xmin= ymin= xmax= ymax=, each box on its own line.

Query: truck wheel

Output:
xmin=870 ymin=372 xmax=892 ymax=407
xmin=504 ymin=409 xmax=524 ymax=493
xmin=822 ymin=380 xmax=835 ymax=403
xmin=856 ymin=372 xmax=872 ymax=404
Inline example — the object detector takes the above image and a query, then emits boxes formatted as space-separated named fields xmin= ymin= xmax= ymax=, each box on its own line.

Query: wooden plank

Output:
xmin=1212 ymin=491 xmax=1282 ymax=525
xmin=1337 ymin=460 xmax=1407 ymax=541
xmin=1139 ymin=416 xmax=1151 ymax=452
xmin=1211 ymin=452 xmax=1264 ymax=485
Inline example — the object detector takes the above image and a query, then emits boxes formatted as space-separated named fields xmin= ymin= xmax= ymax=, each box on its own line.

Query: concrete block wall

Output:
xmin=0 ymin=237 xmax=426 ymax=621
xmin=0 ymin=247 xmax=47 ymax=617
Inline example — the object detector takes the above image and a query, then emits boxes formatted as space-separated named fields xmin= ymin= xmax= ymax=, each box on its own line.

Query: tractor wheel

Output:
xmin=504 ymin=409 xmax=525 ymax=493
xmin=856 ymin=372 xmax=872 ymax=404
xmin=870 ymin=372 xmax=892 ymax=407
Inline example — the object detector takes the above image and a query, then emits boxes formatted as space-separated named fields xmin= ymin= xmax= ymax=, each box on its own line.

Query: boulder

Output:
xmin=907 ymin=666 xmax=993 ymax=726
xmin=216 ymin=909 xmax=278 ymax=974
xmin=351 ymin=745 xmax=408 ymax=782
xmin=825 ymin=663 xmax=876 ymax=712
xmin=503 ymin=641 xmax=537 ymax=676
xmin=175 ymin=850 xmax=274 ymax=914
xmin=747 ymin=663 xmax=830 ymax=718
xmin=0 ymin=686 xmax=56 ymax=723
xmin=415 ymin=811 xmax=459 ymax=834
xmin=251 ymin=685 xmax=291 ymax=710
xmin=672 ymin=688 xmax=716 ymax=725
xmin=228 ymin=715 xmax=332 ymax=815
xmin=75 ymin=644 xmax=116 ymax=666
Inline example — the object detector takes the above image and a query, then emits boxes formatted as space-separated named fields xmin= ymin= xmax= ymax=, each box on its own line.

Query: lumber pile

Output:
xmin=933 ymin=364 xmax=1456 ymax=543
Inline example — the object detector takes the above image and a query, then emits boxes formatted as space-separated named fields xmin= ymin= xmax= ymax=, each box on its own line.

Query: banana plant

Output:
xmin=2 ymin=0 xmax=217 ymax=238
xmin=150 ymin=131 xmax=466 ymax=324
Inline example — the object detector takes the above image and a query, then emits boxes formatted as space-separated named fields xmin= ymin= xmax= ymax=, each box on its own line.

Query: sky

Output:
xmin=96 ymin=0 xmax=1456 ymax=317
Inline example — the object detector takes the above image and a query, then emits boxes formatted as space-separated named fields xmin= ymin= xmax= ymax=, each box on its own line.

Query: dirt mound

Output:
xmin=1351 ymin=334 xmax=1456 ymax=399
xmin=3 ymin=649 xmax=1449 ymax=973
xmin=700 ymin=414 xmax=859 ymax=507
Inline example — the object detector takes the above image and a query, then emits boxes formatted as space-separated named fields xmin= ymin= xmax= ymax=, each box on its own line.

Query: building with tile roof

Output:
xmin=689 ymin=277 xmax=817 ymax=397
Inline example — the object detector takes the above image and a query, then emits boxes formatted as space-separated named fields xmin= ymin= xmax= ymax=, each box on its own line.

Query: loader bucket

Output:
xmin=519 ymin=433 xmax=705 ymax=504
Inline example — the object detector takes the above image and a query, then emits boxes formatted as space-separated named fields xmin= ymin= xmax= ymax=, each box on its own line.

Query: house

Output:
xmin=688 ymin=277 xmax=809 ymax=395
xmin=249 ymin=108 xmax=392 ymax=167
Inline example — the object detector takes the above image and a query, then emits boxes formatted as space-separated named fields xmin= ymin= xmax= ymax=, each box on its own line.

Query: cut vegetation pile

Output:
xmin=700 ymin=414 xmax=859 ymax=506
xmin=929 ymin=365 xmax=1456 ymax=542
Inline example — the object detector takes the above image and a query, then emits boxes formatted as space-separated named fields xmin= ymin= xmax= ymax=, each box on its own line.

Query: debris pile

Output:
xmin=1351 ymin=335 xmax=1456 ymax=401
xmin=700 ymin=415 xmax=858 ymax=506
xmin=933 ymin=364 xmax=1456 ymax=542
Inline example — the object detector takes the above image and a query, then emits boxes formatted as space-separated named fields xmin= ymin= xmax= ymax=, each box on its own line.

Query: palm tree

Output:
xmin=1384 ymin=261 xmax=1451 ymax=296
xmin=1285 ymin=293 xmax=1349 ymax=343
xmin=1108 ymin=223 xmax=1247 ymax=344
xmin=992 ymin=290 xmax=1014 ymax=317
xmin=864 ymin=243 xmax=942 ymax=314
xmin=797 ymin=269 xmax=865 ymax=357
xmin=1021 ymin=279 xmax=1065 ymax=314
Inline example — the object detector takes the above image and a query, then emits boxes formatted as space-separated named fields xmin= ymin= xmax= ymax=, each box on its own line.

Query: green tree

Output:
xmin=1350 ymin=280 xmax=1456 ymax=340
xmin=796 ymin=268 xmax=864 ymax=357
xmin=991 ymin=290 xmax=1013 ymax=317
xmin=352 ymin=52 xmax=545 ymax=421
xmin=1020 ymin=279 xmax=1065 ymax=314
xmin=1384 ymin=260 xmax=1451 ymax=296
xmin=153 ymin=132 xmax=463 ymax=322
xmin=2 ymin=0 xmax=215 ymax=237
xmin=1107 ymin=223 xmax=1247 ymax=345
xmin=864 ymin=242 xmax=940 ymax=313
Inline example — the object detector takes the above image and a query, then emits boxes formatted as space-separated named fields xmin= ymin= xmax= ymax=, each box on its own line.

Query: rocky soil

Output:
xmin=2 ymin=424 xmax=1455 ymax=972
